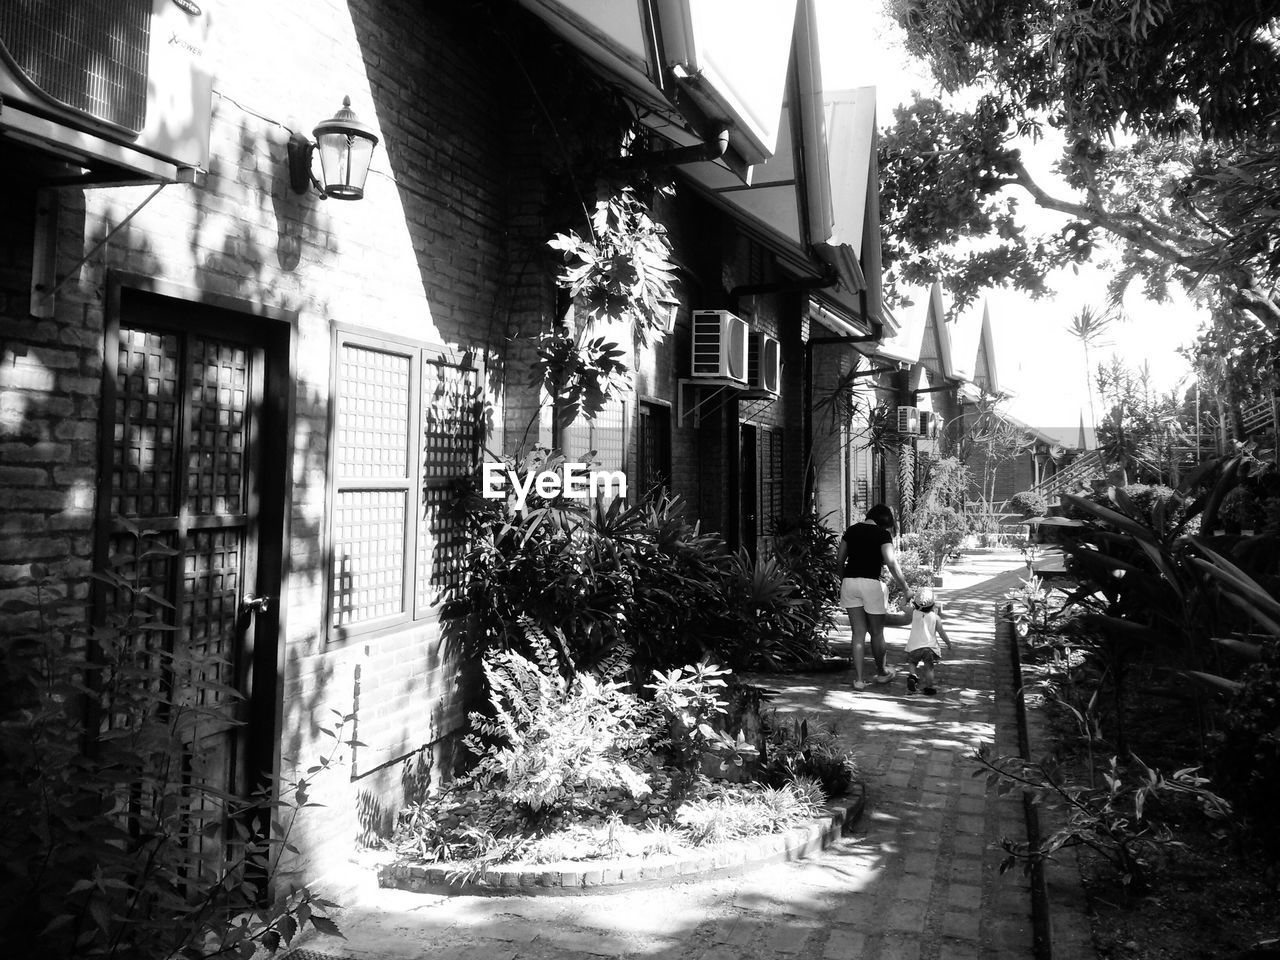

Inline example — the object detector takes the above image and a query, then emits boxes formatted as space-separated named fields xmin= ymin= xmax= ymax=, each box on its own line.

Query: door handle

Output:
xmin=242 ymin=594 xmax=272 ymax=615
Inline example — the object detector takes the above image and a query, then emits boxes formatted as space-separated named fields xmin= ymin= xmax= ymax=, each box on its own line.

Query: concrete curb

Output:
xmin=1001 ymin=603 xmax=1097 ymax=960
xmin=1000 ymin=605 xmax=1052 ymax=960
xmin=377 ymin=781 xmax=865 ymax=897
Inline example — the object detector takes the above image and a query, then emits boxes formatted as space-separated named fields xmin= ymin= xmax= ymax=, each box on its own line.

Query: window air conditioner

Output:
xmin=0 ymin=0 xmax=214 ymax=177
xmin=691 ymin=310 xmax=749 ymax=384
xmin=747 ymin=331 xmax=781 ymax=395
xmin=895 ymin=405 xmax=920 ymax=435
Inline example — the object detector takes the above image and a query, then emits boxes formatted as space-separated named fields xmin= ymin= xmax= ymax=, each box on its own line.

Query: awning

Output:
xmin=516 ymin=0 xmax=891 ymax=336
xmin=516 ymin=0 xmax=799 ymax=180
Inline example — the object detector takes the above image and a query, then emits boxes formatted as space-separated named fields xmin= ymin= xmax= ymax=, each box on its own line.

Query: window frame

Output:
xmin=637 ymin=399 xmax=673 ymax=498
xmin=324 ymin=326 xmax=483 ymax=645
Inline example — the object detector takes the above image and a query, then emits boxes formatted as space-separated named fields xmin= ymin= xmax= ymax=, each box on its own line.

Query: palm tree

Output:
xmin=1066 ymin=305 xmax=1117 ymax=451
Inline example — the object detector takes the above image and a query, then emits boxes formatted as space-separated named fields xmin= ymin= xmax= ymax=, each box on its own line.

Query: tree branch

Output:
xmin=1009 ymin=158 xmax=1199 ymax=266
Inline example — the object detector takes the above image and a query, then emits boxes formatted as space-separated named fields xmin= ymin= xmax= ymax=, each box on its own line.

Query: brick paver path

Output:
xmin=304 ymin=551 xmax=1041 ymax=960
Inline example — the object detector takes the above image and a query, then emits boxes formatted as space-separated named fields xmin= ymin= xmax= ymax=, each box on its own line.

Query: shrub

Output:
xmin=464 ymin=626 xmax=652 ymax=817
xmin=757 ymin=713 xmax=858 ymax=798
xmin=1008 ymin=489 xmax=1049 ymax=518
xmin=1212 ymin=644 xmax=1280 ymax=845
xmin=0 ymin=533 xmax=340 ymax=960
xmin=769 ymin=512 xmax=841 ymax=656
xmin=647 ymin=660 xmax=758 ymax=796
xmin=442 ymin=465 xmax=734 ymax=678
xmin=717 ymin=552 xmax=820 ymax=670
xmin=675 ymin=782 xmax=824 ymax=845
xmin=973 ymin=745 xmax=1232 ymax=892
xmin=914 ymin=505 xmax=969 ymax=572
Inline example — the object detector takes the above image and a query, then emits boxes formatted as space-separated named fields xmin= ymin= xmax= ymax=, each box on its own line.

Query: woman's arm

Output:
xmin=835 ymin=539 xmax=847 ymax=582
xmin=881 ymin=541 xmax=910 ymax=596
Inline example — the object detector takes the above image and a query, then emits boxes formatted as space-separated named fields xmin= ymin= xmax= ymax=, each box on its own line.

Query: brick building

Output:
xmin=0 ymin=0 xmax=901 ymax=900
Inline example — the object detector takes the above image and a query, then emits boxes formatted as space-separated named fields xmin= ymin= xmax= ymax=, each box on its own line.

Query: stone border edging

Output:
xmin=1000 ymin=605 xmax=1053 ymax=960
xmin=377 ymin=781 xmax=865 ymax=897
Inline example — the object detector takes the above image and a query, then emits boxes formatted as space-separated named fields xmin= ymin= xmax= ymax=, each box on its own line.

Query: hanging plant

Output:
xmin=548 ymin=186 xmax=679 ymax=348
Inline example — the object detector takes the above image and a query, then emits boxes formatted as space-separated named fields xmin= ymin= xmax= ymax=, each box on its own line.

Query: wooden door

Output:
xmin=96 ymin=290 xmax=286 ymax=870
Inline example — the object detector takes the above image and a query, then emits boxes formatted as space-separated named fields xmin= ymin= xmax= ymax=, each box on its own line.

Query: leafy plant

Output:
xmin=463 ymin=624 xmax=652 ymax=818
xmin=548 ymin=186 xmax=679 ymax=348
xmin=914 ymin=505 xmax=969 ymax=573
xmin=719 ymin=551 xmax=818 ymax=671
xmin=675 ymin=781 xmax=825 ymax=846
xmin=972 ymin=745 xmax=1232 ymax=892
xmin=1008 ymin=489 xmax=1049 ymax=519
xmin=1007 ymin=575 xmax=1053 ymax=641
xmin=646 ymin=661 xmax=758 ymax=798
xmin=757 ymin=714 xmax=858 ymax=799
xmin=1212 ymin=642 xmax=1280 ymax=847
xmin=0 ymin=528 xmax=344 ymax=960
xmin=769 ymin=512 xmax=841 ymax=649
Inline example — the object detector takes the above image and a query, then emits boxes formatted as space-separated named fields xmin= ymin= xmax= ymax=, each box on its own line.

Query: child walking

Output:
xmin=903 ymin=586 xmax=952 ymax=695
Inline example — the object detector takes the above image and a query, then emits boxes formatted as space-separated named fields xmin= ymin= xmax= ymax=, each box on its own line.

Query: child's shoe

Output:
xmin=852 ymin=679 xmax=867 ymax=691
xmin=906 ymin=673 xmax=919 ymax=693
xmin=923 ymin=686 xmax=937 ymax=696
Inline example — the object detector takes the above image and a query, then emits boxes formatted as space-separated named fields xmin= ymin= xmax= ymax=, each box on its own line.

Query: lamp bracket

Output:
xmin=286 ymin=132 xmax=328 ymax=200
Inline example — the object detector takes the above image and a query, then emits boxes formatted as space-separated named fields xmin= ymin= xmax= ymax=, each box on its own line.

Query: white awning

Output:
xmin=516 ymin=0 xmax=799 ymax=180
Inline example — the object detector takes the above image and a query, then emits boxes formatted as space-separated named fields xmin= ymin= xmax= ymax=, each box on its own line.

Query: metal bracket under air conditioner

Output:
xmin=738 ymin=392 xmax=778 ymax=422
xmin=30 ymin=182 xmax=169 ymax=317
xmin=677 ymin=377 xmax=745 ymax=427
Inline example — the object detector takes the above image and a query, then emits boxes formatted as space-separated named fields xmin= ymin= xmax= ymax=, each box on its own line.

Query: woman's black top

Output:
xmin=841 ymin=522 xmax=891 ymax=579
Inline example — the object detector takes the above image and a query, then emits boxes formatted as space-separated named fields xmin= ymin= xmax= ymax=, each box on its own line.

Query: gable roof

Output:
xmin=876 ymin=281 xmax=949 ymax=367
xmin=943 ymin=299 xmax=999 ymax=393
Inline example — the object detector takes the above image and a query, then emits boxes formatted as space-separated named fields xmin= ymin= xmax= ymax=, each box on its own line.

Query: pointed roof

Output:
xmin=876 ymin=282 xmax=950 ymax=367
xmin=943 ymin=299 xmax=999 ymax=393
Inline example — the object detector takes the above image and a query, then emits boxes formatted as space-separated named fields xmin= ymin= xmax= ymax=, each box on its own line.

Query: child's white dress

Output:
xmin=905 ymin=608 xmax=942 ymax=662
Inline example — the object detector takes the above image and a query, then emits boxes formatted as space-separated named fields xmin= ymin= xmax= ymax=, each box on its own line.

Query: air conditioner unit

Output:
xmin=691 ymin=310 xmax=749 ymax=384
xmin=895 ymin=405 xmax=920 ymax=435
xmin=747 ymin=332 xmax=781 ymax=395
xmin=918 ymin=410 xmax=939 ymax=439
xmin=0 ymin=0 xmax=214 ymax=179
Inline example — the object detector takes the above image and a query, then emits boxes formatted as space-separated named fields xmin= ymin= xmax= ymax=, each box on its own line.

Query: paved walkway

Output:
xmin=298 ymin=550 xmax=1040 ymax=960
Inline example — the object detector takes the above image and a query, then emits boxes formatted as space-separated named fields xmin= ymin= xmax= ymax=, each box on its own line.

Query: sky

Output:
xmin=812 ymin=0 xmax=1205 ymax=434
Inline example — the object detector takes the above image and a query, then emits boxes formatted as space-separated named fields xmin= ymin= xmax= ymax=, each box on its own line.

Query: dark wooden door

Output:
xmin=740 ymin=423 xmax=758 ymax=560
xmin=96 ymin=290 xmax=286 ymax=866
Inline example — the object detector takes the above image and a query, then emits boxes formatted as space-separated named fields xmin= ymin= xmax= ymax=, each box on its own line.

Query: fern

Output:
xmin=463 ymin=642 xmax=652 ymax=815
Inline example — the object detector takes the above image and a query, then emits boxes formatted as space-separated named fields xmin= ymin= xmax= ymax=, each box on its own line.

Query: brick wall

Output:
xmin=0 ymin=0 xmax=563 ymax=901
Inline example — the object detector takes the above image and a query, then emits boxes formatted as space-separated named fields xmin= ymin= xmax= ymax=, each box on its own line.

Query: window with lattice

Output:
xmin=759 ymin=426 xmax=784 ymax=534
xmin=562 ymin=396 xmax=627 ymax=475
xmin=328 ymin=331 xmax=481 ymax=640
xmin=637 ymin=401 xmax=671 ymax=498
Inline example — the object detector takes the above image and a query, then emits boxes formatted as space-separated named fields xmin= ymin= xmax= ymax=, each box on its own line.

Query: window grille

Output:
xmin=328 ymin=332 xmax=481 ymax=640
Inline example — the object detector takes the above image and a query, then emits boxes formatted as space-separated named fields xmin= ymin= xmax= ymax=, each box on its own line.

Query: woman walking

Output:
xmin=835 ymin=504 xmax=911 ymax=690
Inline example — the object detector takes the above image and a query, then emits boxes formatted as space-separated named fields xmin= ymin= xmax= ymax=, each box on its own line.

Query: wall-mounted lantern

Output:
xmin=287 ymin=96 xmax=379 ymax=200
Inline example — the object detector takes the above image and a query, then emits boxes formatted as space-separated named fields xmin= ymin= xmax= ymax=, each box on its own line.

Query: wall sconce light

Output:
xmin=655 ymin=294 xmax=681 ymax=333
xmin=287 ymin=96 xmax=379 ymax=200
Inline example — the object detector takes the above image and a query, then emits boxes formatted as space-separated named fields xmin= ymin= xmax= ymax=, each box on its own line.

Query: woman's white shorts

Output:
xmin=840 ymin=577 xmax=888 ymax=615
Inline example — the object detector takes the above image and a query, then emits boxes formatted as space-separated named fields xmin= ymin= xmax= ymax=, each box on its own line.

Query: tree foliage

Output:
xmin=880 ymin=1 xmax=1280 ymax=353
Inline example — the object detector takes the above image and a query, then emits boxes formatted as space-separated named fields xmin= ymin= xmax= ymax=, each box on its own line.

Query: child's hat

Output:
xmin=913 ymin=586 xmax=935 ymax=607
